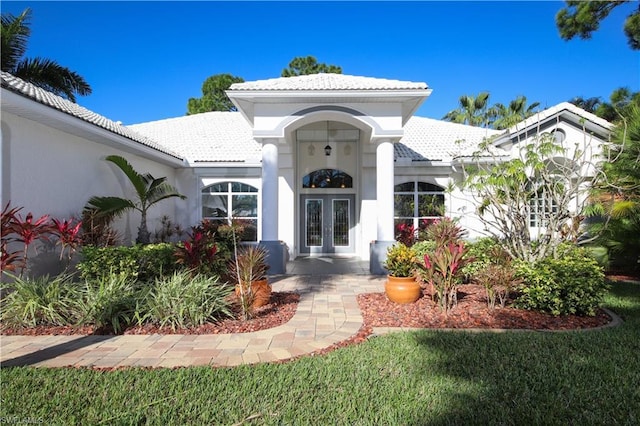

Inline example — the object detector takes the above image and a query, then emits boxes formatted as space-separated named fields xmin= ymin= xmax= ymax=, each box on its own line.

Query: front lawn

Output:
xmin=1 ymin=281 xmax=639 ymax=425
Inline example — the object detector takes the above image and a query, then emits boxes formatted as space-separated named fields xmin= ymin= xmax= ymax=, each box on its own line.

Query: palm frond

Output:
xmin=85 ymin=196 xmax=136 ymax=218
xmin=104 ymin=156 xmax=149 ymax=200
xmin=1 ymin=8 xmax=31 ymax=72
xmin=13 ymin=57 xmax=91 ymax=102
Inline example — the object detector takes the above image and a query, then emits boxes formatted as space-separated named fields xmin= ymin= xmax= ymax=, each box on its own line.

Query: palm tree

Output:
xmin=442 ymin=92 xmax=491 ymax=127
xmin=84 ymin=156 xmax=186 ymax=244
xmin=489 ymin=96 xmax=541 ymax=130
xmin=1 ymin=8 xmax=91 ymax=102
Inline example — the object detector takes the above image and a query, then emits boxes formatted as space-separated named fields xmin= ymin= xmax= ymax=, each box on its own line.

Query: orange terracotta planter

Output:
xmin=385 ymin=275 xmax=421 ymax=304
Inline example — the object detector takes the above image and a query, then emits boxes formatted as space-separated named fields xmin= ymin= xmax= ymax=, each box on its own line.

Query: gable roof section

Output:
xmin=229 ymin=73 xmax=428 ymax=91
xmin=398 ymin=117 xmax=501 ymax=162
xmin=494 ymin=102 xmax=613 ymax=145
xmin=0 ymin=71 xmax=184 ymax=161
xmin=129 ymin=112 xmax=260 ymax=164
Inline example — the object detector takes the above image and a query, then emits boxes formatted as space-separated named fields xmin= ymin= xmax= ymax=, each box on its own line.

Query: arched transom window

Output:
xmin=202 ymin=182 xmax=258 ymax=241
xmin=302 ymin=169 xmax=353 ymax=189
xmin=394 ymin=181 xmax=445 ymax=235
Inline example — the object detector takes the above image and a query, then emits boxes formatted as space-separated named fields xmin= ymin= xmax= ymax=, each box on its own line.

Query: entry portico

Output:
xmin=226 ymin=74 xmax=432 ymax=273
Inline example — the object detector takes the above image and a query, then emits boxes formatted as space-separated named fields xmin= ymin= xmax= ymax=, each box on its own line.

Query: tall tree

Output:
xmin=442 ymin=92 xmax=492 ymax=127
xmin=1 ymin=8 xmax=91 ymax=102
xmin=281 ymin=56 xmax=342 ymax=77
xmin=489 ymin=96 xmax=541 ymax=130
xmin=187 ymin=73 xmax=244 ymax=114
xmin=84 ymin=155 xmax=186 ymax=245
xmin=587 ymin=104 xmax=640 ymax=273
xmin=569 ymin=87 xmax=640 ymax=123
xmin=556 ymin=1 xmax=640 ymax=50
xmin=569 ymin=96 xmax=603 ymax=114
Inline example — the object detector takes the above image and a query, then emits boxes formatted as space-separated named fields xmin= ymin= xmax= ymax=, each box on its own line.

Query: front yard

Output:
xmin=1 ymin=280 xmax=638 ymax=425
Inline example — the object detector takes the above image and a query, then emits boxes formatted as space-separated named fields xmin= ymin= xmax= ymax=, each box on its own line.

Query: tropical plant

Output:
xmin=586 ymin=103 xmax=640 ymax=274
xmin=49 ymin=218 xmax=82 ymax=262
xmin=420 ymin=217 xmax=467 ymax=246
xmin=1 ymin=202 xmax=23 ymax=273
xmin=383 ymin=243 xmax=418 ymax=278
xmin=442 ymin=92 xmax=492 ymax=127
xmin=84 ymin=155 xmax=186 ymax=244
xmin=9 ymin=211 xmax=51 ymax=276
xmin=80 ymin=207 xmax=119 ymax=247
xmin=141 ymin=270 xmax=233 ymax=330
xmin=1 ymin=8 xmax=92 ymax=101
xmin=230 ymin=244 xmax=269 ymax=320
xmin=488 ymin=96 xmax=540 ymax=130
xmin=174 ymin=219 xmax=234 ymax=277
xmin=0 ymin=273 xmax=79 ymax=327
xmin=461 ymin=123 xmax=601 ymax=263
xmin=75 ymin=274 xmax=139 ymax=334
xmin=418 ymin=241 xmax=472 ymax=313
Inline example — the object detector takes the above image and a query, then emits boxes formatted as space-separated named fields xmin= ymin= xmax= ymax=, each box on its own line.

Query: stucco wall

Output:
xmin=1 ymin=112 xmax=184 ymax=245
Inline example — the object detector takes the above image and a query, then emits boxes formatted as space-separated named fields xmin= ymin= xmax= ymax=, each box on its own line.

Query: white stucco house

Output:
xmin=0 ymin=71 xmax=612 ymax=274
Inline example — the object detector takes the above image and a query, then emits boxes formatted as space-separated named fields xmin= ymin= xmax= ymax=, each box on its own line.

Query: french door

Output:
xmin=300 ymin=194 xmax=355 ymax=255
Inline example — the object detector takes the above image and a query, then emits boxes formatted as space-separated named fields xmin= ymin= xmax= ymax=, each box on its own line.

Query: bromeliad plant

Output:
xmin=418 ymin=241 xmax=472 ymax=313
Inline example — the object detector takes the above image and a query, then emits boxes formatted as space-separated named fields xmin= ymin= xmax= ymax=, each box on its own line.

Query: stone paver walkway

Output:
xmin=0 ymin=274 xmax=386 ymax=369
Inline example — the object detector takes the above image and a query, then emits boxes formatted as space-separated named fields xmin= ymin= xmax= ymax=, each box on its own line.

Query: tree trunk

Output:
xmin=136 ymin=209 xmax=150 ymax=244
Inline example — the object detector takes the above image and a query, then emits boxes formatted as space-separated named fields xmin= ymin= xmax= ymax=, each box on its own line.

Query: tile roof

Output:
xmin=229 ymin=73 xmax=428 ymax=91
xmin=503 ymin=102 xmax=613 ymax=135
xmin=398 ymin=117 xmax=502 ymax=161
xmin=0 ymin=71 xmax=183 ymax=160
xmin=131 ymin=112 xmax=497 ymax=164
xmin=129 ymin=112 xmax=260 ymax=163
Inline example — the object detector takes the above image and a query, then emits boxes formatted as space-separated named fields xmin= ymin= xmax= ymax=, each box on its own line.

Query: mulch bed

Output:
xmin=0 ymin=283 xmax=618 ymax=353
xmin=359 ymin=284 xmax=612 ymax=331
xmin=0 ymin=292 xmax=300 ymax=336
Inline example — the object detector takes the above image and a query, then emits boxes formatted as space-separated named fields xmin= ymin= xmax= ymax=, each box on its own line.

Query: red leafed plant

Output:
xmin=9 ymin=211 xmax=51 ymax=276
xmin=395 ymin=222 xmax=416 ymax=247
xmin=1 ymin=202 xmax=23 ymax=272
xmin=50 ymin=218 xmax=83 ymax=261
xmin=174 ymin=228 xmax=218 ymax=276
xmin=418 ymin=241 xmax=472 ymax=314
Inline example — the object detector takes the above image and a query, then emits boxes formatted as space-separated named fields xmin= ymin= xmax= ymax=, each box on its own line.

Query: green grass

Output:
xmin=2 ymin=282 xmax=639 ymax=425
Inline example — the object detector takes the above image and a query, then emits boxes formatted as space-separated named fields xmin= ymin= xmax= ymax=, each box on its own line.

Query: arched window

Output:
xmin=394 ymin=181 xmax=445 ymax=237
xmin=202 ymin=182 xmax=258 ymax=241
xmin=302 ymin=169 xmax=353 ymax=189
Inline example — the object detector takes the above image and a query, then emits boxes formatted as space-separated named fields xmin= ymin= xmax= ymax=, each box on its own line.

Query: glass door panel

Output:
xmin=332 ymin=199 xmax=350 ymax=247
xmin=305 ymin=199 xmax=323 ymax=247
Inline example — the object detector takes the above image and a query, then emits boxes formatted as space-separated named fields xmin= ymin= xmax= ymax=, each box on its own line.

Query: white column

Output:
xmin=376 ymin=138 xmax=395 ymax=241
xmin=261 ymin=138 xmax=278 ymax=241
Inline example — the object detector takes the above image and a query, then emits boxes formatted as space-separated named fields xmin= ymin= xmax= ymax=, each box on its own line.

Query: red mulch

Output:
xmin=358 ymin=284 xmax=612 ymax=330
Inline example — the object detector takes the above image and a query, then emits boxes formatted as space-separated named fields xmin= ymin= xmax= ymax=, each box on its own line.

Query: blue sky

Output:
xmin=3 ymin=1 xmax=639 ymax=125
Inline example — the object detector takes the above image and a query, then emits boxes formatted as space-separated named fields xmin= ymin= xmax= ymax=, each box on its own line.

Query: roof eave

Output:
xmin=2 ymin=88 xmax=187 ymax=168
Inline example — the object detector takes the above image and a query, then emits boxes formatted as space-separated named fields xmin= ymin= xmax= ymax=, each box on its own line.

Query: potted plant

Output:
xmin=382 ymin=242 xmax=421 ymax=303
xmin=230 ymin=245 xmax=271 ymax=317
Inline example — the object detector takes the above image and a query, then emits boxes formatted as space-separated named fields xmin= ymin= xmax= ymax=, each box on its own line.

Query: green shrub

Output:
xmin=78 ymin=243 xmax=177 ymax=282
xmin=460 ymin=237 xmax=506 ymax=280
xmin=514 ymin=244 xmax=609 ymax=316
xmin=0 ymin=273 xmax=80 ymax=327
xmin=412 ymin=240 xmax=436 ymax=259
xmin=141 ymin=270 xmax=233 ymax=330
xmin=75 ymin=274 xmax=139 ymax=333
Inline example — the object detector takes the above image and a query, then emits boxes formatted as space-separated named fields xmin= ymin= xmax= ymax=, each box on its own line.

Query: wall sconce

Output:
xmin=324 ymin=145 xmax=332 ymax=156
